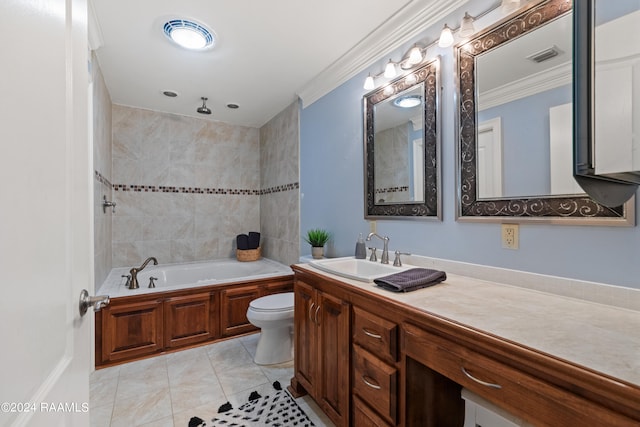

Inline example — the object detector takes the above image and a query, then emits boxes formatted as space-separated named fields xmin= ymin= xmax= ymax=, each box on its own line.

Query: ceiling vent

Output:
xmin=526 ymin=46 xmax=560 ymax=63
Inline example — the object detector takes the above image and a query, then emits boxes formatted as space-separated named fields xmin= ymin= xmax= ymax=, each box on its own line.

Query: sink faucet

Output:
xmin=128 ymin=257 xmax=158 ymax=289
xmin=366 ymin=233 xmax=390 ymax=264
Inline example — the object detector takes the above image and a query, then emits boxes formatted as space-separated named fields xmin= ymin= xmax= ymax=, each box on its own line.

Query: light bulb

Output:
xmin=364 ymin=74 xmax=375 ymax=90
xmin=384 ymin=60 xmax=397 ymax=78
xmin=438 ymin=24 xmax=454 ymax=48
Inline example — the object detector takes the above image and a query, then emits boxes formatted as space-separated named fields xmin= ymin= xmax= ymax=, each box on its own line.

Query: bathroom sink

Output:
xmin=308 ymin=257 xmax=410 ymax=282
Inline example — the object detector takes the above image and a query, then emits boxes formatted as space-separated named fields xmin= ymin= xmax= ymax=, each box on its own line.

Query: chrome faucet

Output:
xmin=366 ymin=233 xmax=390 ymax=264
xmin=128 ymin=257 xmax=158 ymax=289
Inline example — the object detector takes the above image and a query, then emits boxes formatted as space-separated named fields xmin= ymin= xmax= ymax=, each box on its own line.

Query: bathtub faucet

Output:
xmin=128 ymin=257 xmax=158 ymax=289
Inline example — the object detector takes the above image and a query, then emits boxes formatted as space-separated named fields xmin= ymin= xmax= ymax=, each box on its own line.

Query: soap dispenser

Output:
xmin=355 ymin=233 xmax=366 ymax=259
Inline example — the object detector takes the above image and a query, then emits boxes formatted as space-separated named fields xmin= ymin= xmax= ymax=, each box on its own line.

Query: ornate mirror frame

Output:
xmin=455 ymin=0 xmax=634 ymax=225
xmin=364 ymin=58 xmax=441 ymax=220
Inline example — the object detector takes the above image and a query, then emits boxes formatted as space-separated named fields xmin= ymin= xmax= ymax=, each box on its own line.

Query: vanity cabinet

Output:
xmin=352 ymin=307 xmax=399 ymax=426
xmin=290 ymin=265 xmax=640 ymax=427
xmin=290 ymin=277 xmax=350 ymax=427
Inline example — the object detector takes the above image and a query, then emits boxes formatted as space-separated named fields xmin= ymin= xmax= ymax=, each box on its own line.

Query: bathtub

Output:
xmin=97 ymin=257 xmax=293 ymax=298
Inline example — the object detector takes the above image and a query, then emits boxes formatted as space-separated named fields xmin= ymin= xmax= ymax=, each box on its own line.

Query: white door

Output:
xmin=477 ymin=117 xmax=503 ymax=198
xmin=0 ymin=0 xmax=92 ymax=426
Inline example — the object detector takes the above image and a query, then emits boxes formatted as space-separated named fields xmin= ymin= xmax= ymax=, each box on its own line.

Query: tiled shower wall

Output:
xmin=93 ymin=54 xmax=113 ymax=287
xmin=260 ymin=102 xmax=300 ymax=266
xmin=111 ymin=106 xmax=261 ymax=267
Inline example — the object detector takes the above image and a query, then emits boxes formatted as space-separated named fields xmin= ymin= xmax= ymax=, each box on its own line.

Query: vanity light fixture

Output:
xmin=363 ymin=73 xmax=375 ymax=90
xmin=459 ymin=12 xmax=476 ymax=38
xmin=438 ymin=24 xmax=454 ymax=48
xmin=384 ymin=59 xmax=397 ymax=78
xmin=501 ymin=0 xmax=521 ymax=13
xmin=407 ymin=44 xmax=424 ymax=66
xmin=197 ymin=97 xmax=212 ymax=115
xmin=163 ymin=19 xmax=215 ymax=51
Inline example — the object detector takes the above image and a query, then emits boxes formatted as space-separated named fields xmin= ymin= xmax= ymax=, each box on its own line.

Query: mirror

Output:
xmin=573 ymin=0 xmax=640 ymax=207
xmin=456 ymin=0 xmax=634 ymax=224
xmin=364 ymin=58 xmax=441 ymax=219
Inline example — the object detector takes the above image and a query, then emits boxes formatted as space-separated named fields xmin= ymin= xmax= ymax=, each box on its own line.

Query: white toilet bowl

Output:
xmin=246 ymin=292 xmax=294 ymax=365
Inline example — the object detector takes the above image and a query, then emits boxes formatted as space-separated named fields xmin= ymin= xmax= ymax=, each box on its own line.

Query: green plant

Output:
xmin=303 ymin=228 xmax=331 ymax=247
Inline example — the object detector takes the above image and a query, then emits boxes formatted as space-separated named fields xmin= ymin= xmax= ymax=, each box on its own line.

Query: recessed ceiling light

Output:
xmin=162 ymin=90 xmax=178 ymax=97
xmin=163 ymin=19 xmax=215 ymax=51
xmin=226 ymin=103 xmax=239 ymax=109
xmin=393 ymin=95 xmax=422 ymax=108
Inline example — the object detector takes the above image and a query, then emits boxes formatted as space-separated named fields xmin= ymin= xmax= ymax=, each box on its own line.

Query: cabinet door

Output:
xmin=293 ymin=280 xmax=317 ymax=394
xmin=220 ymin=285 xmax=260 ymax=337
xmin=164 ymin=292 xmax=215 ymax=348
xmin=317 ymin=291 xmax=350 ymax=426
xmin=102 ymin=300 xmax=163 ymax=362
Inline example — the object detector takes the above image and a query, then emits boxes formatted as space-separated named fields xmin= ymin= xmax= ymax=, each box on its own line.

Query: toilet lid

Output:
xmin=249 ymin=292 xmax=294 ymax=311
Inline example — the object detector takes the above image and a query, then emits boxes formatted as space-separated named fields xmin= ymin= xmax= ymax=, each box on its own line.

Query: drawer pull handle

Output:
xmin=362 ymin=328 xmax=382 ymax=340
xmin=314 ymin=305 xmax=321 ymax=324
xmin=309 ymin=303 xmax=315 ymax=323
xmin=362 ymin=375 xmax=381 ymax=390
xmin=461 ymin=367 xmax=502 ymax=389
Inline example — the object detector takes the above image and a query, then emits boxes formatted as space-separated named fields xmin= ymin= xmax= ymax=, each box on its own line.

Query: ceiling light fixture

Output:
xmin=162 ymin=90 xmax=178 ymax=97
xmin=226 ymin=103 xmax=240 ymax=109
xmin=197 ymin=97 xmax=212 ymax=115
xmin=393 ymin=95 xmax=422 ymax=108
xmin=163 ymin=19 xmax=215 ymax=51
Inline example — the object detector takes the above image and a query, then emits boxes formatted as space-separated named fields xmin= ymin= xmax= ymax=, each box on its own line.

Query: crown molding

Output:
xmin=296 ymin=0 xmax=468 ymax=107
xmin=477 ymin=61 xmax=572 ymax=111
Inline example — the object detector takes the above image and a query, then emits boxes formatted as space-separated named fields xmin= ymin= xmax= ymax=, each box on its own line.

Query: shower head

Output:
xmin=197 ymin=97 xmax=212 ymax=115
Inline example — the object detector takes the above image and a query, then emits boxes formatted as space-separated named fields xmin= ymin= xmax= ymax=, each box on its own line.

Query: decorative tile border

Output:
xmin=96 ymin=171 xmax=299 ymax=196
xmin=375 ymin=186 xmax=409 ymax=194
xmin=94 ymin=170 xmax=112 ymax=188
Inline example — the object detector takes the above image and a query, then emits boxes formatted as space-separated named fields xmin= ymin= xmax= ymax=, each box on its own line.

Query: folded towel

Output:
xmin=374 ymin=268 xmax=446 ymax=293
xmin=236 ymin=234 xmax=249 ymax=250
xmin=248 ymin=231 xmax=261 ymax=250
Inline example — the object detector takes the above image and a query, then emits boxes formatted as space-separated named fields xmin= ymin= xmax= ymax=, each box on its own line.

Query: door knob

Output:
xmin=79 ymin=289 xmax=110 ymax=316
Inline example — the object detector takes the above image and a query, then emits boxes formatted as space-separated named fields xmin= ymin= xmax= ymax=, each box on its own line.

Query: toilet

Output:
xmin=246 ymin=292 xmax=294 ymax=365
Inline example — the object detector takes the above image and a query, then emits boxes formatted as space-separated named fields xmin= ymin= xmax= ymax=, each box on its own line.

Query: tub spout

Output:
xmin=129 ymin=257 xmax=158 ymax=290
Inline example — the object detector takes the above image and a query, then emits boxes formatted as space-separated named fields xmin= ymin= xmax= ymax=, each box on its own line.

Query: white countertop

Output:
xmin=296 ymin=262 xmax=640 ymax=388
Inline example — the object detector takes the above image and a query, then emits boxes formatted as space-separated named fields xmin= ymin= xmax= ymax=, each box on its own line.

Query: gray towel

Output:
xmin=374 ymin=268 xmax=446 ymax=292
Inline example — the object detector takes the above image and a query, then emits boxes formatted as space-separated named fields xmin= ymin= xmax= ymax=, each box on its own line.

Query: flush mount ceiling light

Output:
xmin=163 ymin=19 xmax=215 ymax=50
xmin=197 ymin=97 xmax=212 ymax=115
xmin=393 ymin=95 xmax=422 ymax=108
xmin=162 ymin=90 xmax=178 ymax=97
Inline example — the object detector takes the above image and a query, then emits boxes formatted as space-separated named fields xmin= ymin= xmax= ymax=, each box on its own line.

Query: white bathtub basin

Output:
xmin=308 ymin=257 xmax=411 ymax=282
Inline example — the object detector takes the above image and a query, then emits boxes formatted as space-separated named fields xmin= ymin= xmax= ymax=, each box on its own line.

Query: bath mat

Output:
xmin=188 ymin=381 xmax=315 ymax=426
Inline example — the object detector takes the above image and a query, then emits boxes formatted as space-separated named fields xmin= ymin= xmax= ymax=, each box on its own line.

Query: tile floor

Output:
xmin=90 ymin=333 xmax=334 ymax=427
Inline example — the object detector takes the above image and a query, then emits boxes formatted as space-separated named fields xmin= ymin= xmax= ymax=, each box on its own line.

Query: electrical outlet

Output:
xmin=369 ymin=221 xmax=377 ymax=234
xmin=501 ymin=224 xmax=519 ymax=249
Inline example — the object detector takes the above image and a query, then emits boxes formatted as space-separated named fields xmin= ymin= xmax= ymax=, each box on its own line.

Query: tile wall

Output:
xmin=92 ymin=53 xmax=113 ymax=287
xmin=111 ymin=106 xmax=261 ymax=267
xmin=260 ymin=102 xmax=300 ymax=266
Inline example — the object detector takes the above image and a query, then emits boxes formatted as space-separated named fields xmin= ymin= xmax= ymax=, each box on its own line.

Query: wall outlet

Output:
xmin=501 ymin=224 xmax=519 ymax=249
xmin=369 ymin=221 xmax=377 ymax=234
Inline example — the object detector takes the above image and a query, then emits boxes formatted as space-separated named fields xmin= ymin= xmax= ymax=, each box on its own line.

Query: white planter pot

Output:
xmin=311 ymin=246 xmax=324 ymax=259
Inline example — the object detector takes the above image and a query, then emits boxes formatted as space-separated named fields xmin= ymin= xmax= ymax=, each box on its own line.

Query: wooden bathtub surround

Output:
xmin=288 ymin=265 xmax=640 ymax=427
xmin=95 ymin=275 xmax=293 ymax=367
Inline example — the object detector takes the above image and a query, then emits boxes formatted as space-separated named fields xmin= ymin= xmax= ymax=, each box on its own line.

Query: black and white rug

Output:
xmin=188 ymin=381 xmax=315 ymax=427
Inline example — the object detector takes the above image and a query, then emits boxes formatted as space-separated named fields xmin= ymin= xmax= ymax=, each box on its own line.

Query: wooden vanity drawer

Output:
xmin=353 ymin=395 xmax=393 ymax=427
xmin=403 ymin=323 xmax=636 ymax=426
xmin=353 ymin=344 xmax=398 ymax=425
xmin=353 ymin=306 xmax=398 ymax=363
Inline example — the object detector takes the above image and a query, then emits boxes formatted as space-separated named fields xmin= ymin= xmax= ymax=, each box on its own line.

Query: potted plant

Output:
xmin=304 ymin=228 xmax=331 ymax=259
